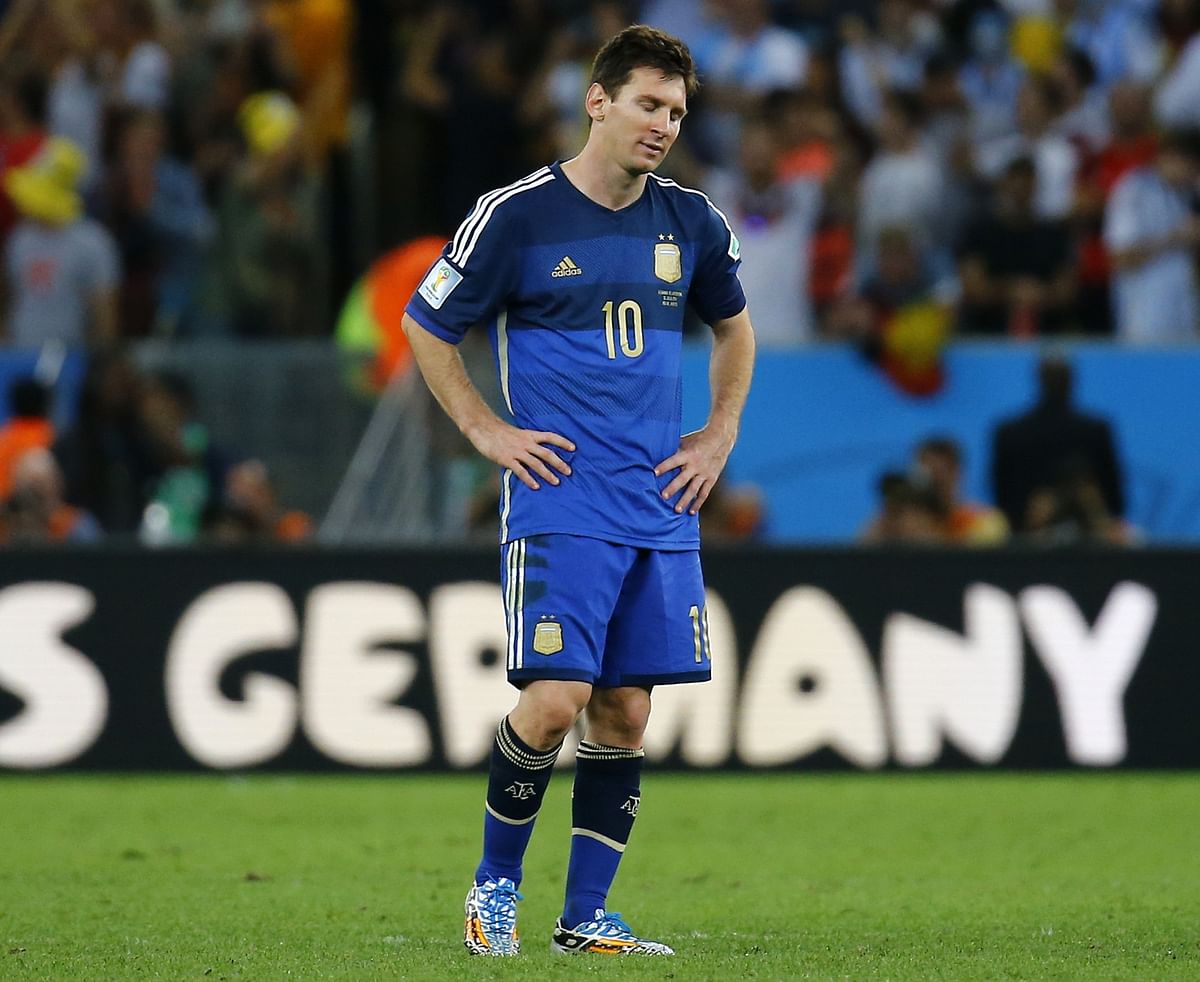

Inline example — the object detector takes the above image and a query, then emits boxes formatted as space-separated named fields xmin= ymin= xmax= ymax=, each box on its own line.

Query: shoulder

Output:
xmin=648 ymin=173 xmax=734 ymax=228
xmin=1109 ymin=166 xmax=1153 ymax=204
xmin=446 ymin=166 xmax=557 ymax=267
xmin=649 ymin=173 xmax=738 ymax=255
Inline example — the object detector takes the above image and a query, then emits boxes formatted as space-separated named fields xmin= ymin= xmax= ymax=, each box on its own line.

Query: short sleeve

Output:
xmin=688 ymin=197 xmax=746 ymax=325
xmin=1103 ymin=175 xmax=1142 ymax=251
xmin=405 ymin=199 xmax=521 ymax=344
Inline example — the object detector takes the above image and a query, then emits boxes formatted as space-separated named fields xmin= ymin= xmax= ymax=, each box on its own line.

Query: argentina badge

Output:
xmin=533 ymin=619 xmax=563 ymax=655
xmin=654 ymin=241 xmax=682 ymax=283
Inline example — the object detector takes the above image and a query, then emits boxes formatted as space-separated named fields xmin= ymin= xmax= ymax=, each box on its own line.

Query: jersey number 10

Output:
xmin=602 ymin=300 xmax=644 ymax=359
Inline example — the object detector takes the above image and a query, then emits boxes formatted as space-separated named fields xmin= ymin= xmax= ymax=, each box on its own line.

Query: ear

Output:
xmin=584 ymin=81 xmax=609 ymax=123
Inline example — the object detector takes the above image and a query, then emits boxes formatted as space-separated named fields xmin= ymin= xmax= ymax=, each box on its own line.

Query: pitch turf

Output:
xmin=2 ymin=773 xmax=1196 ymax=980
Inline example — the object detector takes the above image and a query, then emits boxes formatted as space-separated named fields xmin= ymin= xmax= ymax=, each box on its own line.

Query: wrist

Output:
xmin=461 ymin=411 xmax=500 ymax=446
xmin=706 ymin=413 xmax=739 ymax=447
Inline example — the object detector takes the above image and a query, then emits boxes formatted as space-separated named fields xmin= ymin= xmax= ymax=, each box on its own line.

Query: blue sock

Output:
xmin=475 ymin=717 xmax=561 ymax=885
xmin=562 ymin=741 xmax=644 ymax=927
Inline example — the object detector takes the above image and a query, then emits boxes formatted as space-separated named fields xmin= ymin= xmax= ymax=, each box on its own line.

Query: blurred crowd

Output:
xmin=0 ymin=349 xmax=312 ymax=545
xmin=383 ymin=0 xmax=1200 ymax=369
xmin=860 ymin=354 xmax=1132 ymax=546
xmin=0 ymin=0 xmax=1198 ymax=352
xmin=0 ymin=0 xmax=1195 ymax=545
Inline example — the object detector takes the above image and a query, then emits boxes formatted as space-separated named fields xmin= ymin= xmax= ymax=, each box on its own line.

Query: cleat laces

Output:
xmin=478 ymin=878 xmax=522 ymax=940
xmin=591 ymin=911 xmax=633 ymax=937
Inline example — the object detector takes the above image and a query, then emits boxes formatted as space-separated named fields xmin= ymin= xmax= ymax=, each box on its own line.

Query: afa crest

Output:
xmin=654 ymin=242 xmax=682 ymax=283
xmin=533 ymin=620 xmax=563 ymax=655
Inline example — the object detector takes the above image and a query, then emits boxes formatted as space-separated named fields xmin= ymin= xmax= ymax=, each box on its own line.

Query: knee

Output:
xmin=511 ymin=681 xmax=591 ymax=748
xmin=589 ymin=688 xmax=651 ymax=745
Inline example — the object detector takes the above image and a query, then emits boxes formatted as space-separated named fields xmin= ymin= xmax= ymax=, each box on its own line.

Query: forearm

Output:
xmin=706 ymin=307 xmax=755 ymax=443
xmin=403 ymin=313 xmax=501 ymax=445
xmin=1111 ymin=224 xmax=1196 ymax=270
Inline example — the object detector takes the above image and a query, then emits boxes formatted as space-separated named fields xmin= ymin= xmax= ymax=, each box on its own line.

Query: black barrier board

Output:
xmin=0 ymin=548 xmax=1194 ymax=770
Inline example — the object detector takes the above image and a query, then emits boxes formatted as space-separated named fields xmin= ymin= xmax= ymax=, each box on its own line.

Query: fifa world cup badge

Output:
xmin=533 ymin=620 xmax=564 ymax=655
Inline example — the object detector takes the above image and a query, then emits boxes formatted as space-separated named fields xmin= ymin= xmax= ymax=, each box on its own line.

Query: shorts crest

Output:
xmin=533 ymin=620 xmax=564 ymax=655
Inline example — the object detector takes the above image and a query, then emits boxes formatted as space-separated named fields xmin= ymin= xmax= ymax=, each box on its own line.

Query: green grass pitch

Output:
xmin=2 ymin=773 xmax=1196 ymax=980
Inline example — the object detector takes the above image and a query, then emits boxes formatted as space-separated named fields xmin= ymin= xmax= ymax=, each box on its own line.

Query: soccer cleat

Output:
xmin=463 ymin=877 xmax=522 ymax=956
xmin=551 ymin=909 xmax=674 ymax=955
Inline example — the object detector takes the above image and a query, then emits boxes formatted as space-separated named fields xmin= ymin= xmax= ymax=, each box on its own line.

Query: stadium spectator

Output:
xmin=1091 ymin=82 xmax=1159 ymax=198
xmin=0 ymin=67 xmax=48 ymax=247
xmin=403 ymin=3 xmax=546 ymax=231
xmin=913 ymin=435 xmax=1009 ymax=544
xmin=697 ymin=475 xmax=765 ymax=542
xmin=54 ymin=347 xmax=158 ymax=534
xmin=770 ymin=87 xmax=838 ymax=183
xmin=975 ymin=74 xmax=1079 ymax=220
xmin=91 ymin=0 xmax=172 ymax=112
xmin=687 ymin=0 xmax=809 ymax=162
xmin=1155 ymin=28 xmax=1200 ymax=129
xmin=807 ymin=134 xmax=861 ymax=326
xmin=258 ymin=0 xmax=354 ymax=304
xmin=138 ymin=369 xmax=230 ymax=545
xmin=522 ymin=3 xmax=636 ymax=166
xmin=1049 ymin=46 xmax=1110 ymax=153
xmin=259 ymin=0 xmax=351 ymax=167
xmin=1073 ymin=80 xmax=1158 ymax=334
xmin=97 ymin=110 xmax=214 ymax=338
xmin=0 ymin=376 xmax=53 ymax=499
xmin=838 ymin=0 xmax=941 ymax=130
xmin=918 ymin=50 xmax=971 ymax=169
xmin=218 ymin=91 xmax=325 ymax=337
xmin=704 ymin=114 xmax=821 ymax=345
xmin=8 ymin=0 xmax=107 ymax=192
xmin=956 ymin=156 xmax=1077 ymax=336
xmin=1103 ymin=128 xmax=1200 ymax=343
xmin=1019 ymin=457 xmax=1137 ymax=546
xmin=2 ymin=137 xmax=120 ymax=348
xmin=856 ymin=89 xmax=947 ymax=282
xmin=206 ymin=457 xmax=312 ymax=544
xmin=1061 ymin=0 xmax=1163 ymax=89
xmin=858 ymin=469 xmax=948 ymax=545
xmin=825 ymin=224 xmax=954 ymax=395
xmin=990 ymin=354 xmax=1125 ymax=534
xmin=1 ymin=445 xmax=102 ymax=544
xmin=958 ymin=7 xmax=1025 ymax=145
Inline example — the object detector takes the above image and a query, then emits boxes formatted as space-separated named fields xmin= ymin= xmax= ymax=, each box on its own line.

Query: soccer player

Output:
xmin=402 ymin=24 xmax=755 ymax=957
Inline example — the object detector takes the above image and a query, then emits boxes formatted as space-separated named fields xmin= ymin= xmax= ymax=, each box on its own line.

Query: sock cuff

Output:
xmin=497 ymin=717 xmax=562 ymax=770
xmin=576 ymin=740 xmax=645 ymax=761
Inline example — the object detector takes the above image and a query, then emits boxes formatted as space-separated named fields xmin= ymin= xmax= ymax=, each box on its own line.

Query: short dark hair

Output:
xmin=9 ymin=377 xmax=49 ymax=418
xmin=1038 ymin=354 xmax=1073 ymax=405
xmin=590 ymin=25 xmax=698 ymax=101
xmin=918 ymin=436 xmax=962 ymax=466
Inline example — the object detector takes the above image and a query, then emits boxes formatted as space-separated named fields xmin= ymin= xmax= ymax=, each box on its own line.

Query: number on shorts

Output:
xmin=689 ymin=604 xmax=711 ymax=663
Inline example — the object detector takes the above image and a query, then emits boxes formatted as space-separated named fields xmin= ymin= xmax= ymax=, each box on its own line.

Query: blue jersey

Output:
xmin=405 ymin=161 xmax=746 ymax=550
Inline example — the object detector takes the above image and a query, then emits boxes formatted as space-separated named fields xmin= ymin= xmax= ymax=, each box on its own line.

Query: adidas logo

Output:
xmin=551 ymin=256 xmax=583 ymax=278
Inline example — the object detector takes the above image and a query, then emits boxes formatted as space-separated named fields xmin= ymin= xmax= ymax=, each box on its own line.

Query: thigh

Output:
xmin=598 ymin=549 xmax=712 ymax=688
xmin=502 ymin=534 xmax=635 ymax=687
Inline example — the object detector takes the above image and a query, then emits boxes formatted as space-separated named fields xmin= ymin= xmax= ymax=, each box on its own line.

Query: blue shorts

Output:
xmin=501 ymin=533 xmax=712 ymax=688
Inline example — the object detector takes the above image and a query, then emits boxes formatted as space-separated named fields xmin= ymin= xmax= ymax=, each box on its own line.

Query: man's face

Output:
xmin=596 ymin=67 xmax=688 ymax=176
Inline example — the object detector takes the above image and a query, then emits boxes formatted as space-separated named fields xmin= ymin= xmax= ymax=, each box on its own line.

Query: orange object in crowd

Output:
xmin=0 ymin=417 xmax=53 ymax=499
xmin=367 ymin=236 xmax=446 ymax=389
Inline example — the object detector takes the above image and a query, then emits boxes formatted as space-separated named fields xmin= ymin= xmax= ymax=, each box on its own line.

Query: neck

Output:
xmin=561 ymin=142 xmax=648 ymax=211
